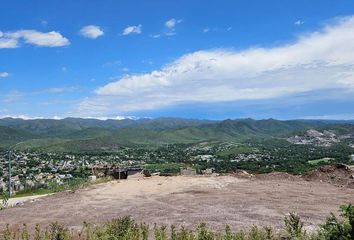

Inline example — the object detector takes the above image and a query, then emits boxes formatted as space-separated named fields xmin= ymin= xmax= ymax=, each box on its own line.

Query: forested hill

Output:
xmin=0 ymin=117 xmax=352 ymax=152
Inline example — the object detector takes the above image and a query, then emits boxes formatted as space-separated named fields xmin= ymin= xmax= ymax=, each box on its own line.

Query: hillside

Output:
xmin=0 ymin=117 xmax=351 ymax=152
xmin=0 ymin=117 xmax=214 ymax=136
xmin=0 ymin=126 xmax=36 ymax=147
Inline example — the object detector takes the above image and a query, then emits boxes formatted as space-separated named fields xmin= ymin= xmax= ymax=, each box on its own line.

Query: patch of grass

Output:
xmin=144 ymin=163 xmax=186 ymax=174
xmin=11 ymin=188 xmax=55 ymax=199
xmin=216 ymin=145 xmax=255 ymax=157
xmin=308 ymin=158 xmax=333 ymax=165
xmin=1 ymin=177 xmax=112 ymax=200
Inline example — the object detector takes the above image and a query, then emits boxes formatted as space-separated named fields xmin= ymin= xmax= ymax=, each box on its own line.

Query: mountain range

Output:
xmin=0 ymin=117 xmax=353 ymax=152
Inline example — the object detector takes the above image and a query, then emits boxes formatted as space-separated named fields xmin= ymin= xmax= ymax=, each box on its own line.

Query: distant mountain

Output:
xmin=0 ymin=117 xmax=352 ymax=152
xmin=0 ymin=126 xmax=35 ymax=147
xmin=0 ymin=117 xmax=215 ymax=137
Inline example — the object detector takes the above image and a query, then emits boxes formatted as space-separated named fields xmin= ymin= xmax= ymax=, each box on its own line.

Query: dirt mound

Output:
xmin=255 ymin=172 xmax=300 ymax=181
xmin=232 ymin=169 xmax=254 ymax=178
xmin=304 ymin=164 xmax=354 ymax=188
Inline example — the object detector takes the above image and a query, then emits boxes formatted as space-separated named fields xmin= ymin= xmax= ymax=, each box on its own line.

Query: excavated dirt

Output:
xmin=0 ymin=173 xmax=353 ymax=232
xmin=304 ymin=164 xmax=354 ymax=188
xmin=255 ymin=172 xmax=300 ymax=181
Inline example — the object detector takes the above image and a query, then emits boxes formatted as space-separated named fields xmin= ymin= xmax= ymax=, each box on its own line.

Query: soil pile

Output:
xmin=304 ymin=164 xmax=354 ymax=188
xmin=232 ymin=169 xmax=254 ymax=178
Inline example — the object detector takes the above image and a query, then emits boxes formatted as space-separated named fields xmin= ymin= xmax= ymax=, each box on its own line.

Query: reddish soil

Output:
xmin=304 ymin=164 xmax=354 ymax=188
xmin=0 ymin=174 xmax=353 ymax=232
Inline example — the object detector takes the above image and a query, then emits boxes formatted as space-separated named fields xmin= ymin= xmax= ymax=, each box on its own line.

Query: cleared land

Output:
xmin=0 ymin=174 xmax=354 ymax=231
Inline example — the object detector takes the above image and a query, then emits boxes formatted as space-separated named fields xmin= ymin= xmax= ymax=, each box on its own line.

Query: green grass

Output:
xmin=144 ymin=163 xmax=186 ymax=174
xmin=308 ymin=157 xmax=333 ymax=165
xmin=1 ymin=177 xmax=112 ymax=200
xmin=10 ymin=188 xmax=55 ymax=198
xmin=216 ymin=145 xmax=255 ymax=157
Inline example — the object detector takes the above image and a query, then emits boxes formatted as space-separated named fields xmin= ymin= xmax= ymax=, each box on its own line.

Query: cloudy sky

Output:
xmin=1 ymin=0 xmax=354 ymax=120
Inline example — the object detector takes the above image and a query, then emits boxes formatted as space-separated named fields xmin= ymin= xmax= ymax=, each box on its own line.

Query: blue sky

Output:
xmin=1 ymin=0 xmax=354 ymax=120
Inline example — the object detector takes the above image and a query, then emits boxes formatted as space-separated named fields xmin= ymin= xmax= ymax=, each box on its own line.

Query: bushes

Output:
xmin=1 ymin=204 xmax=353 ymax=240
xmin=319 ymin=204 xmax=354 ymax=240
xmin=284 ymin=213 xmax=306 ymax=239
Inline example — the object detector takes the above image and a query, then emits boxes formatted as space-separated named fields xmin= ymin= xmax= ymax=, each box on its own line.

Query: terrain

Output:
xmin=1 ymin=173 xmax=353 ymax=231
xmin=0 ymin=118 xmax=329 ymax=146
xmin=1 ymin=117 xmax=354 ymax=152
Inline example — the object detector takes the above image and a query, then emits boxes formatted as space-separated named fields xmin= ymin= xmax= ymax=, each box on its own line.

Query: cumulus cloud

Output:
xmin=0 ymin=30 xmax=69 ymax=48
xmin=78 ymin=16 xmax=354 ymax=116
xmin=0 ymin=37 xmax=18 ymax=48
xmin=0 ymin=72 xmax=9 ymax=78
xmin=122 ymin=25 xmax=142 ymax=35
xmin=79 ymin=25 xmax=104 ymax=39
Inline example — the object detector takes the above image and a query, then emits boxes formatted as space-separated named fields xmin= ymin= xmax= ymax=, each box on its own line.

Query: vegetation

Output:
xmin=144 ymin=163 xmax=185 ymax=174
xmin=0 ymin=118 xmax=331 ymax=151
xmin=0 ymin=177 xmax=111 ymax=200
xmin=1 ymin=118 xmax=354 ymax=197
xmin=308 ymin=158 xmax=332 ymax=166
xmin=1 ymin=204 xmax=353 ymax=240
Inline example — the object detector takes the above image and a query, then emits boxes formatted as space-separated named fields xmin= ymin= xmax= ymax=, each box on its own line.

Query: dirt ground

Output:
xmin=1 ymin=174 xmax=354 ymax=231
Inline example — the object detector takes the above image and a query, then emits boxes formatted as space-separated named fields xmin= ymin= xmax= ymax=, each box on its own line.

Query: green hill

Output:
xmin=0 ymin=117 xmax=351 ymax=152
xmin=0 ymin=126 xmax=36 ymax=147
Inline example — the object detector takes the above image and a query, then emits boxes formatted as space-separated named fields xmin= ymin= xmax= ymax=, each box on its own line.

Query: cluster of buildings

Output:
xmin=288 ymin=129 xmax=341 ymax=147
xmin=230 ymin=153 xmax=271 ymax=162
xmin=0 ymin=150 xmax=146 ymax=195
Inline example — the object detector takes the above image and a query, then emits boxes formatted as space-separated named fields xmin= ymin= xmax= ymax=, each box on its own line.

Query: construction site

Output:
xmin=0 ymin=164 xmax=353 ymax=232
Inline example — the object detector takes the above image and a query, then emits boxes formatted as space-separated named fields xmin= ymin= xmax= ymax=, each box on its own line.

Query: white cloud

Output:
xmin=122 ymin=25 xmax=142 ymax=35
xmin=0 ymin=115 xmax=45 ymax=120
xmin=301 ymin=113 xmax=354 ymax=120
xmin=77 ymin=16 xmax=354 ymax=116
xmin=82 ymin=115 xmax=137 ymax=120
xmin=164 ymin=18 xmax=182 ymax=36
xmin=165 ymin=18 xmax=182 ymax=29
xmin=0 ymin=72 xmax=9 ymax=78
xmin=0 ymin=36 xmax=18 ymax=48
xmin=0 ymin=30 xmax=69 ymax=47
xmin=295 ymin=20 xmax=305 ymax=25
xmin=203 ymin=28 xmax=210 ymax=33
xmin=79 ymin=25 xmax=104 ymax=39
xmin=165 ymin=19 xmax=177 ymax=29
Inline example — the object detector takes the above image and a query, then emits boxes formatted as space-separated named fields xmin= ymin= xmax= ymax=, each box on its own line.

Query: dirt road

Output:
xmin=0 ymin=174 xmax=353 ymax=231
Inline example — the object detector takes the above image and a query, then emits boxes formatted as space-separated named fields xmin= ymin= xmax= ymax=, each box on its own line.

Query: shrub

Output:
xmin=284 ymin=212 xmax=306 ymax=239
xmin=1 ymin=204 xmax=354 ymax=240
xmin=320 ymin=204 xmax=354 ymax=240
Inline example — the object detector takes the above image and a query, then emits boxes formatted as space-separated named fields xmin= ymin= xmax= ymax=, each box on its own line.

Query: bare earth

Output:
xmin=1 ymin=174 xmax=353 ymax=231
